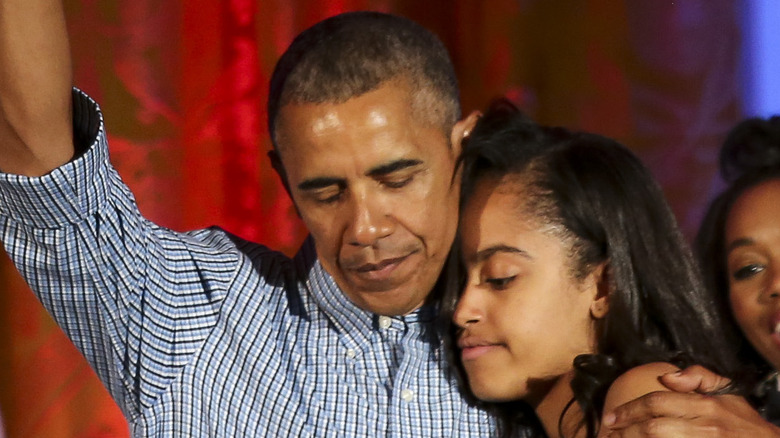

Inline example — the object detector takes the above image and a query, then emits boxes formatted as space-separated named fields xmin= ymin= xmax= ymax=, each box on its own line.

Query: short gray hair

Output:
xmin=268 ymin=11 xmax=461 ymax=149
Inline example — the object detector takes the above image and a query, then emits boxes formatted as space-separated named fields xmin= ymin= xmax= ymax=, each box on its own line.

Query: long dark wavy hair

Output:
xmin=441 ymin=100 xmax=747 ymax=438
xmin=695 ymin=115 xmax=780 ymax=384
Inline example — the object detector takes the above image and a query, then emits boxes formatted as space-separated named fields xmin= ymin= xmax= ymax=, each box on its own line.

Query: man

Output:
xmin=0 ymin=1 xmax=769 ymax=437
xmin=1 ymin=3 xmax=485 ymax=436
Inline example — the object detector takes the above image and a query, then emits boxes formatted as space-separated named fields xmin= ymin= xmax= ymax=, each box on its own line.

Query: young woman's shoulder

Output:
xmin=602 ymin=362 xmax=681 ymax=414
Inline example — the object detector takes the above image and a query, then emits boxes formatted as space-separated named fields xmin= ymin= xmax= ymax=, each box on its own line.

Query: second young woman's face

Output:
xmin=725 ymin=178 xmax=780 ymax=370
xmin=453 ymin=176 xmax=602 ymax=404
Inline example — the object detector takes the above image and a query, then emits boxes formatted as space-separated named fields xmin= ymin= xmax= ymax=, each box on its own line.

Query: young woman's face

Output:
xmin=725 ymin=178 xmax=780 ymax=370
xmin=453 ymin=176 xmax=603 ymax=404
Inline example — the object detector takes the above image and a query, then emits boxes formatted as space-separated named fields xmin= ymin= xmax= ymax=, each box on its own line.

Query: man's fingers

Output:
xmin=658 ymin=365 xmax=731 ymax=394
xmin=604 ymin=391 xmax=724 ymax=429
xmin=604 ymin=406 xmax=780 ymax=438
xmin=604 ymin=417 xmax=697 ymax=438
xmin=603 ymin=387 xmax=779 ymax=438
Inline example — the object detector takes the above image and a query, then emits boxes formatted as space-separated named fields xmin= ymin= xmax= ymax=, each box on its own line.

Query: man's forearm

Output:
xmin=0 ymin=0 xmax=74 ymax=176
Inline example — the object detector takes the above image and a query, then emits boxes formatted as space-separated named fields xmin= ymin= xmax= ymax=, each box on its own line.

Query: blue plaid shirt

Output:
xmin=0 ymin=90 xmax=496 ymax=437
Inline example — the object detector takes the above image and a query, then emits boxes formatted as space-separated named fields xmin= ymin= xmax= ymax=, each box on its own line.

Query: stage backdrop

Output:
xmin=0 ymin=0 xmax=740 ymax=436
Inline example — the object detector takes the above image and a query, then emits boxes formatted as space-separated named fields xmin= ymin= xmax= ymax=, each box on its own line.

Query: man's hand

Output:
xmin=601 ymin=365 xmax=780 ymax=437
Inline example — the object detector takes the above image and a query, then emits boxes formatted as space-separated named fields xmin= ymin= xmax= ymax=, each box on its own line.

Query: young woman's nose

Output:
xmin=453 ymin=283 xmax=484 ymax=328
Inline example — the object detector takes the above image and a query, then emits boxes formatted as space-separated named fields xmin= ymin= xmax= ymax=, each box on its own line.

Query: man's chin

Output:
xmin=332 ymin=254 xmax=438 ymax=314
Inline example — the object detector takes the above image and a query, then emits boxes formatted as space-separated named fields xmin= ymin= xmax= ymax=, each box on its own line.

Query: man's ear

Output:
xmin=450 ymin=111 xmax=481 ymax=155
xmin=589 ymin=262 xmax=610 ymax=320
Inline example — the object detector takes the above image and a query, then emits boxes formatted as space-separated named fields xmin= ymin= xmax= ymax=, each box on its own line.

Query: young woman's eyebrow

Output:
xmin=726 ymin=237 xmax=755 ymax=255
xmin=472 ymin=245 xmax=530 ymax=263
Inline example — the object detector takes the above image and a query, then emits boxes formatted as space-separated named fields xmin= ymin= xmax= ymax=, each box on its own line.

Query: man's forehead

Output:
xmin=274 ymin=103 xmax=401 ymax=154
xmin=309 ymin=111 xmax=341 ymax=135
xmin=306 ymin=107 xmax=393 ymax=136
xmin=275 ymin=109 xmax=416 ymax=158
xmin=275 ymin=79 xmax=448 ymax=141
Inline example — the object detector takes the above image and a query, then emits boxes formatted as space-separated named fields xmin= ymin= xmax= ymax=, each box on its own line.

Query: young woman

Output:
xmin=443 ymin=101 xmax=746 ymax=438
xmin=696 ymin=115 xmax=780 ymax=425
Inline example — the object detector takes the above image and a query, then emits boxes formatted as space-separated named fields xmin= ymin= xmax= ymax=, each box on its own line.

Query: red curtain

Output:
xmin=0 ymin=1 xmax=739 ymax=436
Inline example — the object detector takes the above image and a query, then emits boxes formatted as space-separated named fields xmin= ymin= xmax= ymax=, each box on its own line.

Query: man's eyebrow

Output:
xmin=297 ymin=177 xmax=345 ymax=191
xmin=367 ymin=159 xmax=423 ymax=177
xmin=296 ymin=159 xmax=423 ymax=191
xmin=472 ymin=245 xmax=530 ymax=263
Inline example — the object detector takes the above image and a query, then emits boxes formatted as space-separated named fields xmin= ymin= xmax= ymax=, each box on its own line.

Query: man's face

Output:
xmin=274 ymin=81 xmax=461 ymax=315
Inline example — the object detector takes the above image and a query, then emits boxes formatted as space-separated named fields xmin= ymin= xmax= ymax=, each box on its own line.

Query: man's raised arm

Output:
xmin=0 ymin=0 xmax=74 ymax=176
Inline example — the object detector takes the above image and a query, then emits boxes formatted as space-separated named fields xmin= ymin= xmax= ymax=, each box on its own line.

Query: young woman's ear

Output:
xmin=590 ymin=296 xmax=609 ymax=319
xmin=589 ymin=263 xmax=610 ymax=320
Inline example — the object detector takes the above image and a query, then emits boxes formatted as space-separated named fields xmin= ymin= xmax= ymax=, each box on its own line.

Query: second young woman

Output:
xmin=696 ymin=115 xmax=780 ymax=432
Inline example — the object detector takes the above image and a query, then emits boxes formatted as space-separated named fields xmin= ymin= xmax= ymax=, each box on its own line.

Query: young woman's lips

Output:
xmin=458 ymin=337 xmax=502 ymax=361
xmin=460 ymin=345 xmax=501 ymax=361
xmin=770 ymin=313 xmax=780 ymax=347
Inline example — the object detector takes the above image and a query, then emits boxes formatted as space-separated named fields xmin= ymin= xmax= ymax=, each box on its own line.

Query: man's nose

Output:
xmin=346 ymin=193 xmax=393 ymax=246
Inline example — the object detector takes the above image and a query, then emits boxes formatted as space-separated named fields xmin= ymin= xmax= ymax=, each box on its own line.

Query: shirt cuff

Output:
xmin=0 ymin=88 xmax=114 ymax=229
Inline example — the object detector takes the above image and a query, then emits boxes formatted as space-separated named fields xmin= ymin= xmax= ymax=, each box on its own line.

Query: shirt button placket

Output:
xmin=378 ymin=315 xmax=392 ymax=330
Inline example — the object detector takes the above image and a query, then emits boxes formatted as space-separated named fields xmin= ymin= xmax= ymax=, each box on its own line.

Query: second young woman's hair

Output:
xmin=443 ymin=100 xmax=745 ymax=438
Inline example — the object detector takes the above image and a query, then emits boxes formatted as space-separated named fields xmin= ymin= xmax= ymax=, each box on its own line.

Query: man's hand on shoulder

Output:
xmin=601 ymin=365 xmax=780 ymax=437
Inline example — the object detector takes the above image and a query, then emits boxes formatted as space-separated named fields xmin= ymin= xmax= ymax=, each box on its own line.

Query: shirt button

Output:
xmin=378 ymin=316 xmax=392 ymax=329
xmin=401 ymin=389 xmax=414 ymax=402
xmin=346 ymin=349 xmax=356 ymax=359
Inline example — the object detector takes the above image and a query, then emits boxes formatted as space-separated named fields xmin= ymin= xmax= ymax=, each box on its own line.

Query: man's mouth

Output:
xmin=354 ymin=255 xmax=409 ymax=273
xmin=342 ymin=252 xmax=419 ymax=288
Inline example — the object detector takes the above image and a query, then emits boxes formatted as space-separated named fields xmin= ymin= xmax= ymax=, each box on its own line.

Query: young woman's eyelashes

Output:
xmin=732 ymin=263 xmax=765 ymax=281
